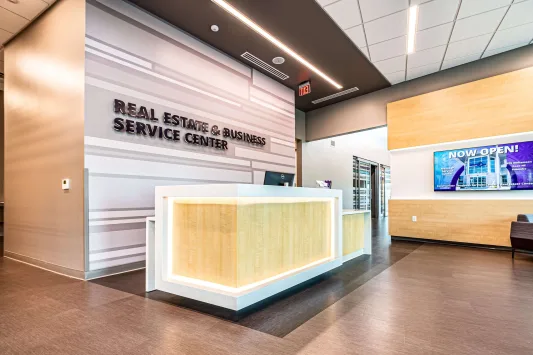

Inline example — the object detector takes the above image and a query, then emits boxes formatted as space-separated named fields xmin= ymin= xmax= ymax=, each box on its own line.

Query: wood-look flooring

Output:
xmin=1 ymin=219 xmax=533 ymax=354
xmin=91 ymin=218 xmax=422 ymax=337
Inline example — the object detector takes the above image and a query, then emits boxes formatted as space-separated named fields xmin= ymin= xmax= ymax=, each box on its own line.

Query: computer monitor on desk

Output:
xmin=264 ymin=171 xmax=295 ymax=186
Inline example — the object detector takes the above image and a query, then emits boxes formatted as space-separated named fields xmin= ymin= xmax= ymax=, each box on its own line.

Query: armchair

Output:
xmin=510 ymin=214 xmax=533 ymax=258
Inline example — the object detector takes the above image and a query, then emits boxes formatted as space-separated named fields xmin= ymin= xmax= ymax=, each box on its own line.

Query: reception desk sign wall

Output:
xmin=83 ymin=0 xmax=295 ymax=275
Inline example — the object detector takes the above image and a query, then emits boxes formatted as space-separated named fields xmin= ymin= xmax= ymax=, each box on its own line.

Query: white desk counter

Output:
xmin=146 ymin=184 xmax=370 ymax=311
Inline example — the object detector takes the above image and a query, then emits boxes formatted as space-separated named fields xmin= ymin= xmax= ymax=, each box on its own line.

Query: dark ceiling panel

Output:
xmin=128 ymin=0 xmax=391 ymax=112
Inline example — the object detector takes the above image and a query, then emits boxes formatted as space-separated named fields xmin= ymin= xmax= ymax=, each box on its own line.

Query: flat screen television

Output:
xmin=434 ymin=140 xmax=533 ymax=191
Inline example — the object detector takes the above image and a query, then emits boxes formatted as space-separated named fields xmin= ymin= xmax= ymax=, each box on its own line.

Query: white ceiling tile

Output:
xmin=407 ymin=45 xmax=446 ymax=68
xmin=384 ymin=70 xmax=405 ymax=85
xmin=487 ymin=22 xmax=533 ymax=51
xmin=483 ymin=42 xmax=530 ymax=57
xmin=450 ymin=7 xmax=507 ymax=42
xmin=316 ymin=0 xmax=338 ymax=6
xmin=417 ymin=0 xmax=460 ymax=31
xmin=0 ymin=28 xmax=12 ymax=44
xmin=364 ymin=10 xmax=408 ymax=45
xmin=415 ymin=22 xmax=453 ymax=51
xmin=442 ymin=53 xmax=482 ymax=69
xmin=499 ymin=0 xmax=533 ymax=30
xmin=0 ymin=0 xmax=48 ymax=20
xmin=445 ymin=34 xmax=492 ymax=60
xmin=368 ymin=36 xmax=407 ymax=61
xmin=407 ymin=62 xmax=441 ymax=80
xmin=323 ymin=0 xmax=362 ymax=29
xmin=358 ymin=0 xmax=409 ymax=22
xmin=457 ymin=0 xmax=512 ymax=20
xmin=373 ymin=55 xmax=406 ymax=74
xmin=359 ymin=46 xmax=370 ymax=58
xmin=345 ymin=25 xmax=367 ymax=47
xmin=0 ymin=6 xmax=29 ymax=33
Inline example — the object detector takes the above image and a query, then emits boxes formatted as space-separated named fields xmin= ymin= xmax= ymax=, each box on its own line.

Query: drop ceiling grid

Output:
xmin=0 ymin=0 xmax=53 ymax=46
xmin=318 ymin=0 xmax=533 ymax=85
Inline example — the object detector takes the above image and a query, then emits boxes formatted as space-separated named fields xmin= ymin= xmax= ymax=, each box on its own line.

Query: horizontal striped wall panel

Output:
xmin=85 ymin=0 xmax=295 ymax=272
xmin=252 ymin=69 xmax=294 ymax=104
xmin=251 ymin=162 xmax=296 ymax=173
xmin=86 ymin=155 xmax=252 ymax=183
xmin=85 ymin=136 xmax=250 ymax=167
xmin=85 ymin=76 xmax=294 ymax=142
xmin=387 ymin=66 xmax=533 ymax=150
xmin=235 ymin=147 xmax=295 ymax=166
xmin=89 ymin=228 xmax=146 ymax=252
xmin=93 ymin=0 xmax=251 ymax=78
xmin=250 ymin=87 xmax=295 ymax=115
xmin=86 ymin=3 xmax=250 ymax=99
xmin=271 ymin=143 xmax=295 ymax=157
xmin=389 ymin=199 xmax=533 ymax=247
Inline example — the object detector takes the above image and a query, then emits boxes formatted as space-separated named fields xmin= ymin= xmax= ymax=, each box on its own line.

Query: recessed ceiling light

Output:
xmin=211 ymin=25 xmax=219 ymax=32
xmin=407 ymin=5 xmax=418 ymax=54
xmin=211 ymin=0 xmax=343 ymax=90
xmin=272 ymin=57 xmax=285 ymax=65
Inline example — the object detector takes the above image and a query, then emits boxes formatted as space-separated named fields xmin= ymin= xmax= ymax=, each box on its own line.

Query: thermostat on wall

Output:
xmin=62 ymin=179 xmax=71 ymax=190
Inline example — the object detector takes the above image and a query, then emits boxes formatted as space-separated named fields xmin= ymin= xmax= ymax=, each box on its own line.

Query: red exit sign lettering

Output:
xmin=299 ymin=81 xmax=311 ymax=97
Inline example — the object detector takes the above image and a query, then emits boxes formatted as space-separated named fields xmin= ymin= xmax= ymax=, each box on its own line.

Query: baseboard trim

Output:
xmin=85 ymin=261 xmax=146 ymax=280
xmin=4 ymin=251 xmax=85 ymax=280
xmin=391 ymin=236 xmax=512 ymax=251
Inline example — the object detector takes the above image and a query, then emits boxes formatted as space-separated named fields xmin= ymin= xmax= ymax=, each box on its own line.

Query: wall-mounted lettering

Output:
xmin=111 ymin=99 xmax=266 ymax=151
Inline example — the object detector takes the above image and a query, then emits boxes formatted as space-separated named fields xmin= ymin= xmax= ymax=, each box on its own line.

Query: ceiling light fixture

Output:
xmin=272 ymin=56 xmax=285 ymax=65
xmin=211 ymin=25 xmax=219 ymax=32
xmin=407 ymin=5 xmax=419 ymax=54
xmin=211 ymin=0 xmax=343 ymax=89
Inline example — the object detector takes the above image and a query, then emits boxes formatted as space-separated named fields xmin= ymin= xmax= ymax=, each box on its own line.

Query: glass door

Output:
xmin=353 ymin=157 xmax=371 ymax=211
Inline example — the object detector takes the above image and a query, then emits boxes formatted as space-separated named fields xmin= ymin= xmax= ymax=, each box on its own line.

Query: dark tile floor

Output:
xmin=91 ymin=218 xmax=423 ymax=337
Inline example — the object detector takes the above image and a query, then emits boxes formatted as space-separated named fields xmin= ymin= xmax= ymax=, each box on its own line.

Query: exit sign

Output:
xmin=299 ymin=81 xmax=311 ymax=97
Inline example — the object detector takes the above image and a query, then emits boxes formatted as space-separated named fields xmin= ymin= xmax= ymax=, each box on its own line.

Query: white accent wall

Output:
xmin=84 ymin=0 xmax=295 ymax=273
xmin=302 ymin=127 xmax=390 ymax=209
xmin=391 ymin=131 xmax=533 ymax=200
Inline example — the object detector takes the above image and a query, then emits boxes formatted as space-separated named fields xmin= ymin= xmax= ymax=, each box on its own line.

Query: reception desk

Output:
xmin=147 ymin=184 xmax=370 ymax=311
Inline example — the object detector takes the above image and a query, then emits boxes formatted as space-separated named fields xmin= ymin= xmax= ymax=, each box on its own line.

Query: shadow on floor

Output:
xmin=91 ymin=217 xmax=423 ymax=337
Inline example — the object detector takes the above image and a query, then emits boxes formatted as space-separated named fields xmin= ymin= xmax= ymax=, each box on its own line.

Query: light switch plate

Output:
xmin=412 ymin=216 xmax=417 ymax=222
xmin=62 ymin=179 xmax=70 ymax=190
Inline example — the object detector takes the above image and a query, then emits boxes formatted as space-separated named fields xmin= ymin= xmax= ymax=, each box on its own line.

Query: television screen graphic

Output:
xmin=434 ymin=141 xmax=533 ymax=191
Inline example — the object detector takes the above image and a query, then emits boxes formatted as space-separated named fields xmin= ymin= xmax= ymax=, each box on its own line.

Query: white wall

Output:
xmin=302 ymin=127 xmax=389 ymax=209
xmin=391 ymin=131 xmax=533 ymax=200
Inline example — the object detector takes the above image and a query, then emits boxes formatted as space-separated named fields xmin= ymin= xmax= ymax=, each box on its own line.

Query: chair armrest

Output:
xmin=510 ymin=221 xmax=533 ymax=241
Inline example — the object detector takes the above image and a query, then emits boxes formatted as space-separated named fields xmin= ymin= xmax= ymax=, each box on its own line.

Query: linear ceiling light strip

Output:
xmin=407 ymin=5 xmax=418 ymax=54
xmin=211 ymin=0 xmax=343 ymax=90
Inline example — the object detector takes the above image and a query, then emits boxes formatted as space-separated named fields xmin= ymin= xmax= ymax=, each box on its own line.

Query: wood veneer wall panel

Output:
xmin=342 ymin=214 xmax=365 ymax=255
xmin=387 ymin=67 xmax=533 ymax=150
xmin=236 ymin=201 xmax=331 ymax=287
xmin=389 ymin=200 xmax=533 ymax=247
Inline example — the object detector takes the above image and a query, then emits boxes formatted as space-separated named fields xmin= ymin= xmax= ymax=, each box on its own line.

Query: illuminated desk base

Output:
xmin=147 ymin=185 xmax=370 ymax=311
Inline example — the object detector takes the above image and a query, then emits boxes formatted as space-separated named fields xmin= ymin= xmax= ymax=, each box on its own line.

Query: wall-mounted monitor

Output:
xmin=434 ymin=140 xmax=533 ymax=191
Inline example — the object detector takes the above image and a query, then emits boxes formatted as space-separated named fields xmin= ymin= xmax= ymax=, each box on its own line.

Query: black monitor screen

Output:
xmin=264 ymin=171 xmax=295 ymax=186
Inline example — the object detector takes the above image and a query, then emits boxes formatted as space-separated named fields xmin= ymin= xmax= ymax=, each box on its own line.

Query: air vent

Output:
xmin=241 ymin=52 xmax=289 ymax=80
xmin=312 ymin=87 xmax=359 ymax=104
xmin=330 ymin=140 xmax=335 ymax=147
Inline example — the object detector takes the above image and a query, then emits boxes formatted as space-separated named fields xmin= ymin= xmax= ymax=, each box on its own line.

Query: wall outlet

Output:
xmin=62 ymin=179 xmax=71 ymax=190
xmin=412 ymin=216 xmax=417 ymax=222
